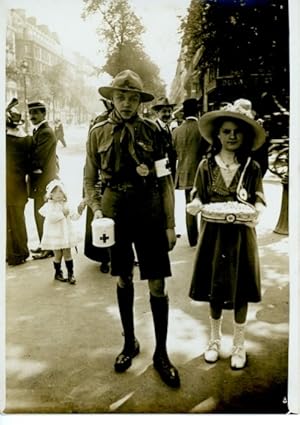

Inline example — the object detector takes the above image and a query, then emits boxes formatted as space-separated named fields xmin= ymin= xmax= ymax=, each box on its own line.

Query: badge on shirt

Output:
xmin=239 ymin=188 xmax=248 ymax=201
xmin=136 ymin=163 xmax=149 ymax=177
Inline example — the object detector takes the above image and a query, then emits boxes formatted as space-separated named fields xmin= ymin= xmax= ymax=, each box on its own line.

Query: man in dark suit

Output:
xmin=152 ymin=97 xmax=177 ymax=180
xmin=173 ymin=98 xmax=209 ymax=247
xmin=54 ymin=118 xmax=67 ymax=147
xmin=27 ymin=101 xmax=58 ymax=259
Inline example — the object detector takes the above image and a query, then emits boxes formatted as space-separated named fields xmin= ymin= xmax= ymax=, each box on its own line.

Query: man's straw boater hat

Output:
xmin=27 ymin=100 xmax=47 ymax=110
xmin=199 ymin=98 xmax=266 ymax=151
xmin=151 ymin=97 xmax=176 ymax=111
xmin=98 ymin=70 xmax=154 ymax=103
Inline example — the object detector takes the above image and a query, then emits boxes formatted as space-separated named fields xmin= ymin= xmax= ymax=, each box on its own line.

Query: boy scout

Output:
xmin=84 ymin=70 xmax=180 ymax=388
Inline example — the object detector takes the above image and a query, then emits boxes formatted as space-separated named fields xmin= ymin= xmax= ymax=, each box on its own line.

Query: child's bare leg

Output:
xmin=54 ymin=249 xmax=63 ymax=262
xmin=62 ymin=248 xmax=72 ymax=261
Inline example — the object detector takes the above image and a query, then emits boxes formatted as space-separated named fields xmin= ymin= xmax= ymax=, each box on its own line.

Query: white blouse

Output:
xmin=215 ymin=154 xmax=241 ymax=188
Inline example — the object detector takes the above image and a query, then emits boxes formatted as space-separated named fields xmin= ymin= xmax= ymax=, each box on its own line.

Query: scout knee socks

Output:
xmin=115 ymin=282 xmax=140 ymax=372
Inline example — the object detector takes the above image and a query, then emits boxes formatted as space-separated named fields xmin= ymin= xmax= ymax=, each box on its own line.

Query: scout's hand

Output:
xmin=94 ymin=209 xmax=103 ymax=219
xmin=166 ymin=228 xmax=176 ymax=251
xmin=186 ymin=198 xmax=203 ymax=216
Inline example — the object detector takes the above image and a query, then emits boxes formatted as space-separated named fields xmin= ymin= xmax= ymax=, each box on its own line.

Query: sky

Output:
xmin=3 ymin=0 xmax=191 ymax=93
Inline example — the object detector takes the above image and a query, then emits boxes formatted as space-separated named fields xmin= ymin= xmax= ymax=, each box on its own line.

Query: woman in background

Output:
xmin=6 ymin=99 xmax=32 ymax=266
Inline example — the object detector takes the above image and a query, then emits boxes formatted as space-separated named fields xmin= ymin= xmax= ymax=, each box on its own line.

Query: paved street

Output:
xmin=4 ymin=125 xmax=289 ymax=414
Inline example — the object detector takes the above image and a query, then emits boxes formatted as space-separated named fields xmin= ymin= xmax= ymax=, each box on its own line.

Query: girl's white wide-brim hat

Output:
xmin=199 ymin=98 xmax=266 ymax=151
xmin=45 ymin=179 xmax=66 ymax=199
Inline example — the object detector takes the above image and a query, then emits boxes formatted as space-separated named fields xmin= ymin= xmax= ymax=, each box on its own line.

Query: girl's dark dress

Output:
xmin=189 ymin=156 xmax=265 ymax=309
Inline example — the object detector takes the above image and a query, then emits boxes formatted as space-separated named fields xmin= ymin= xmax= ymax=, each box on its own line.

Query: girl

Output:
xmin=39 ymin=179 xmax=80 ymax=284
xmin=187 ymin=99 xmax=266 ymax=370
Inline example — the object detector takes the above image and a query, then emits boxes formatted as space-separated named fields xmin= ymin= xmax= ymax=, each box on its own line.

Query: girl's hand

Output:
xmin=77 ymin=200 xmax=86 ymax=215
xmin=186 ymin=198 xmax=203 ymax=216
xmin=62 ymin=206 xmax=70 ymax=217
xmin=245 ymin=203 xmax=264 ymax=228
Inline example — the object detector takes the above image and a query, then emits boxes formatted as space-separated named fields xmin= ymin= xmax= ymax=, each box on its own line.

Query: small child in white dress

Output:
xmin=39 ymin=179 xmax=80 ymax=284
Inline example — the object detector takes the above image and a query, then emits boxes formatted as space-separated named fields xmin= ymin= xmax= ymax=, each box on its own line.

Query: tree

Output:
xmin=43 ymin=62 xmax=68 ymax=120
xmin=180 ymin=0 xmax=289 ymax=105
xmin=82 ymin=0 xmax=166 ymax=97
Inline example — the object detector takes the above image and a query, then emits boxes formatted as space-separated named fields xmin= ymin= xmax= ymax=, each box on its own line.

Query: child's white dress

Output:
xmin=39 ymin=200 xmax=80 ymax=250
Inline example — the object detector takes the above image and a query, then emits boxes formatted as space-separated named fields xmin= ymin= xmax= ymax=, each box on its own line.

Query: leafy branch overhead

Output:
xmin=81 ymin=0 xmax=165 ymax=97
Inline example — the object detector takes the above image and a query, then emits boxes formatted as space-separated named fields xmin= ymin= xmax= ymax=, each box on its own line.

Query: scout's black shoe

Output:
xmin=153 ymin=353 xmax=180 ymax=388
xmin=114 ymin=338 xmax=140 ymax=373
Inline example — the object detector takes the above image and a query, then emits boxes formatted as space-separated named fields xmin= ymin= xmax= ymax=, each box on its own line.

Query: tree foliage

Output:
xmin=180 ymin=0 xmax=289 ymax=83
xmin=81 ymin=0 xmax=166 ymax=97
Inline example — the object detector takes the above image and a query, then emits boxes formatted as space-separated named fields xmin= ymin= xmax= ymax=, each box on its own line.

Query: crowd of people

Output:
xmin=6 ymin=68 xmax=269 ymax=388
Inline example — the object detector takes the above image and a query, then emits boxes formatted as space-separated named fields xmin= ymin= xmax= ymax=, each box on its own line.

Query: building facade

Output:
xmin=6 ymin=8 xmax=99 ymax=125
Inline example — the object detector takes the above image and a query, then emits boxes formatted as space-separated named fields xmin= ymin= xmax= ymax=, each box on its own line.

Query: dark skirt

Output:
xmin=84 ymin=205 xmax=110 ymax=264
xmin=189 ymin=219 xmax=261 ymax=309
xmin=6 ymin=206 xmax=29 ymax=265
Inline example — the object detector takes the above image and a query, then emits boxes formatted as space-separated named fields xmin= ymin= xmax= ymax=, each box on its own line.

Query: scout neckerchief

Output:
xmin=108 ymin=110 xmax=149 ymax=176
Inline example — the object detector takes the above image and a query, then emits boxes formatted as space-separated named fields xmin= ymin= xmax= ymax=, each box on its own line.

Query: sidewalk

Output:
xmin=4 ymin=165 xmax=289 ymax=413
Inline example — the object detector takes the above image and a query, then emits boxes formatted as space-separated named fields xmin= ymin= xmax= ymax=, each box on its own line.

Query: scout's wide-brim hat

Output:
xmin=199 ymin=98 xmax=266 ymax=151
xmin=27 ymin=100 xmax=46 ymax=110
xmin=151 ymin=97 xmax=176 ymax=111
xmin=98 ymin=70 xmax=154 ymax=103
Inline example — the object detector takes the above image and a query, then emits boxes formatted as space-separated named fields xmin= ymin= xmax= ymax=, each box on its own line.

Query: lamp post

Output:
xmin=20 ymin=59 xmax=29 ymax=132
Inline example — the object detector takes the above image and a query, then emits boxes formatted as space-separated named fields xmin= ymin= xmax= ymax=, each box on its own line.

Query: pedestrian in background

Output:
xmin=170 ymin=105 xmax=184 ymax=131
xmin=173 ymin=98 xmax=209 ymax=247
xmin=84 ymin=69 xmax=180 ymax=388
xmin=27 ymin=101 xmax=58 ymax=259
xmin=39 ymin=179 xmax=80 ymax=284
xmin=187 ymin=99 xmax=266 ymax=370
xmin=54 ymin=118 xmax=67 ymax=148
xmin=152 ymin=97 xmax=177 ymax=180
xmin=6 ymin=99 xmax=32 ymax=266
